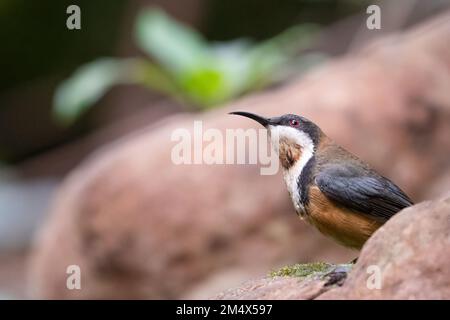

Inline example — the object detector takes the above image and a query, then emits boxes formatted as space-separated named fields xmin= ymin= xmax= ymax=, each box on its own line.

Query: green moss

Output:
xmin=269 ymin=262 xmax=333 ymax=278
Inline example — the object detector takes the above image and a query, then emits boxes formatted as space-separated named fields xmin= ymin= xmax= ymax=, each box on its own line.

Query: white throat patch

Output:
xmin=269 ymin=125 xmax=315 ymax=214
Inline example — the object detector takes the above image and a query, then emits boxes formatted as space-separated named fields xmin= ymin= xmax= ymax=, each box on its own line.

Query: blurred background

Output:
xmin=1 ymin=0 xmax=450 ymax=299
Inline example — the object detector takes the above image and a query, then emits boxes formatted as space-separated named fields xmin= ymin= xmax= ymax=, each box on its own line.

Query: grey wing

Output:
xmin=315 ymin=165 xmax=413 ymax=222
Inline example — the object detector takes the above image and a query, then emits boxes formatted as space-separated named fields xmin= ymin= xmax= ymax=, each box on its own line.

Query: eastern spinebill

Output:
xmin=230 ymin=111 xmax=413 ymax=250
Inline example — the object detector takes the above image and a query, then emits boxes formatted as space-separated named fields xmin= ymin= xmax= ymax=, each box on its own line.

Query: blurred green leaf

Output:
xmin=132 ymin=59 xmax=179 ymax=95
xmin=53 ymin=57 xmax=180 ymax=125
xmin=179 ymin=68 xmax=228 ymax=107
xmin=53 ymin=58 xmax=135 ymax=125
xmin=135 ymin=8 xmax=210 ymax=74
xmin=209 ymin=40 xmax=254 ymax=98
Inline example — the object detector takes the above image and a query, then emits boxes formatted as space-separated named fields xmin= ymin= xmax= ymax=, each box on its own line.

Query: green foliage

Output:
xmin=53 ymin=8 xmax=323 ymax=125
xmin=54 ymin=58 xmax=130 ymax=124
xmin=136 ymin=9 xmax=209 ymax=75
xmin=270 ymin=262 xmax=333 ymax=278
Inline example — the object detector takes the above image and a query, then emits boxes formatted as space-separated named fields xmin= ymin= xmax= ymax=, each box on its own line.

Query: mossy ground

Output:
xmin=269 ymin=262 xmax=334 ymax=278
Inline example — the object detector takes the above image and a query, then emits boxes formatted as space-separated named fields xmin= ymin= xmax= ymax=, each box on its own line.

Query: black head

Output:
xmin=229 ymin=111 xmax=321 ymax=145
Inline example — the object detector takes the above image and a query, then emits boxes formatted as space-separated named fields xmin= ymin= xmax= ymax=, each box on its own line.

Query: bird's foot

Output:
xmin=323 ymin=264 xmax=353 ymax=287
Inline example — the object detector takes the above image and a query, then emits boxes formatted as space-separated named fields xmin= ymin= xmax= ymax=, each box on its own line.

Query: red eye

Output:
xmin=289 ymin=119 xmax=299 ymax=127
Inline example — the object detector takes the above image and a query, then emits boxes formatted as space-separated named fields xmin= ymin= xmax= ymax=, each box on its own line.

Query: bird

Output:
xmin=230 ymin=111 xmax=413 ymax=250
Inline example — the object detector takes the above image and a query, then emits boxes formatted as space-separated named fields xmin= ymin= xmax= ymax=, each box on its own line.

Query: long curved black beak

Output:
xmin=229 ymin=111 xmax=271 ymax=127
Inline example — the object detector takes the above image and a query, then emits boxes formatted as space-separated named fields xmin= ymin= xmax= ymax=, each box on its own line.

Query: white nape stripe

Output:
xmin=269 ymin=125 xmax=315 ymax=213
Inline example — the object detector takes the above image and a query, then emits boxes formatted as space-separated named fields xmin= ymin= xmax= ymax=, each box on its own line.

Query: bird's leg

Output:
xmin=349 ymin=257 xmax=358 ymax=264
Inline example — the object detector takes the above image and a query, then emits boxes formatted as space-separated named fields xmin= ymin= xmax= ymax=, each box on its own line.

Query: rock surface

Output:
xmin=214 ymin=276 xmax=330 ymax=300
xmin=29 ymin=12 xmax=450 ymax=299
xmin=215 ymin=195 xmax=450 ymax=300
